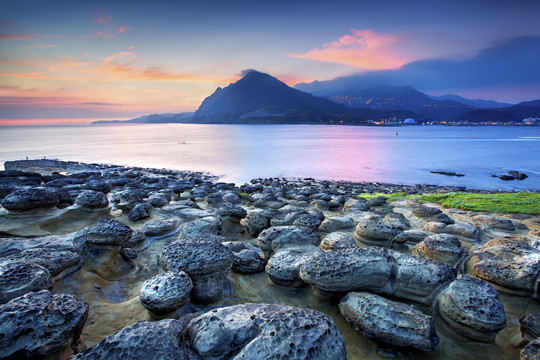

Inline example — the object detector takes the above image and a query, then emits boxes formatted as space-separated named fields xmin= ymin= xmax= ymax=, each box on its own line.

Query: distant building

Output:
xmin=404 ymin=118 xmax=416 ymax=124
xmin=523 ymin=117 xmax=540 ymax=124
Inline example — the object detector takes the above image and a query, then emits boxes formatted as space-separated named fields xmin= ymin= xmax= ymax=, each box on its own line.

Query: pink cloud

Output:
xmin=94 ymin=7 xmax=112 ymax=24
xmin=118 ymin=26 xmax=131 ymax=34
xmin=24 ymin=44 xmax=57 ymax=49
xmin=81 ymin=31 xmax=120 ymax=40
xmin=288 ymin=29 xmax=415 ymax=70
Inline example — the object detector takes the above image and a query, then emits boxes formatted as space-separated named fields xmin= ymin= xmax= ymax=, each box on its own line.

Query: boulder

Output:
xmin=471 ymin=214 xmax=517 ymax=231
xmin=0 ymin=290 xmax=88 ymax=359
xmin=186 ymin=303 xmax=347 ymax=360
xmin=72 ymin=319 xmax=187 ymax=360
xmin=139 ymin=271 xmax=193 ymax=313
xmin=1 ymin=248 xmax=82 ymax=279
xmin=437 ymin=275 xmax=506 ymax=342
xmin=75 ymin=190 xmax=109 ymax=209
xmin=0 ymin=261 xmax=54 ymax=304
xmin=292 ymin=213 xmax=322 ymax=230
xmin=343 ymin=198 xmax=369 ymax=213
xmin=141 ymin=218 xmax=180 ymax=237
xmin=521 ymin=338 xmax=540 ymax=360
xmin=1 ymin=187 xmax=58 ymax=210
xmin=520 ymin=313 xmax=540 ymax=343
xmin=257 ymin=226 xmax=321 ymax=259
xmin=392 ymin=230 xmax=428 ymax=244
xmin=178 ymin=216 xmax=222 ymax=239
xmin=217 ymin=202 xmax=247 ymax=221
xmin=366 ymin=196 xmax=388 ymax=206
xmin=158 ymin=238 xmax=233 ymax=303
xmin=128 ymin=202 xmax=153 ymax=221
xmin=318 ymin=216 xmax=356 ymax=233
xmin=223 ymin=242 xmax=266 ymax=274
xmin=413 ymin=234 xmax=467 ymax=267
xmin=382 ymin=212 xmax=411 ymax=230
xmin=422 ymin=221 xmax=479 ymax=240
xmin=320 ymin=232 xmax=357 ymax=251
xmin=353 ymin=218 xmax=403 ymax=246
xmin=243 ymin=208 xmax=275 ymax=236
xmin=412 ymin=205 xmax=442 ymax=218
xmin=85 ymin=219 xmax=133 ymax=246
xmin=339 ymin=292 xmax=439 ymax=351
xmin=266 ymin=246 xmax=322 ymax=287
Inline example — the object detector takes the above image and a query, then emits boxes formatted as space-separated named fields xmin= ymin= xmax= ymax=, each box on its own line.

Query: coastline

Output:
xmin=0 ymin=159 xmax=539 ymax=360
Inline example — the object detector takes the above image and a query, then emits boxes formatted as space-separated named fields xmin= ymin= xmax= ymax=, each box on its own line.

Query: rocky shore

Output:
xmin=0 ymin=159 xmax=539 ymax=359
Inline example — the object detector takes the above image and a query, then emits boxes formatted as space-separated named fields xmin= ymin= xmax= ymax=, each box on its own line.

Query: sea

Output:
xmin=1 ymin=124 xmax=539 ymax=191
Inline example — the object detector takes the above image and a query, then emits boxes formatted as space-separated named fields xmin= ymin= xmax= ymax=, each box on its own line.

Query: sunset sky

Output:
xmin=1 ymin=0 xmax=539 ymax=124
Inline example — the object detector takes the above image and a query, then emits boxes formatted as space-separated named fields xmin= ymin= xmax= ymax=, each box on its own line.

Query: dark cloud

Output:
xmin=295 ymin=36 xmax=540 ymax=96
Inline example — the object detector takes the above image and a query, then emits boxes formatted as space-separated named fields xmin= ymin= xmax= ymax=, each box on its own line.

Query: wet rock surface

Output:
xmin=139 ymin=271 xmax=193 ymax=313
xmin=0 ymin=261 xmax=54 ymax=304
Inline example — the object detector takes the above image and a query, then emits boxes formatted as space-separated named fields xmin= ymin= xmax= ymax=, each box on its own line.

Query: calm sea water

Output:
xmin=0 ymin=124 xmax=539 ymax=191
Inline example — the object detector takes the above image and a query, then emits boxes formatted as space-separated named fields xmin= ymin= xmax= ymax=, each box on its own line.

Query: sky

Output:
xmin=1 ymin=0 xmax=539 ymax=124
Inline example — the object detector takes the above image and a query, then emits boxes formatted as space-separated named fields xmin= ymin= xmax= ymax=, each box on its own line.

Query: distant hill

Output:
xmin=92 ymin=112 xmax=193 ymax=124
xmin=428 ymin=94 xmax=511 ymax=109
xmin=458 ymin=100 xmax=540 ymax=123
xmin=325 ymin=85 xmax=473 ymax=121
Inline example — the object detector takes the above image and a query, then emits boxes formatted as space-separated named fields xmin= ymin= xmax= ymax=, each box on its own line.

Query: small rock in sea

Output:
xmin=319 ymin=215 xmax=356 ymax=232
xmin=353 ymin=218 xmax=403 ymax=246
xmin=339 ymin=292 xmax=439 ymax=351
xmin=430 ymin=170 xmax=465 ymax=177
xmin=139 ymin=271 xmax=193 ymax=313
xmin=499 ymin=174 xmax=516 ymax=180
xmin=508 ymin=171 xmax=528 ymax=180
xmin=411 ymin=204 xmax=442 ymax=218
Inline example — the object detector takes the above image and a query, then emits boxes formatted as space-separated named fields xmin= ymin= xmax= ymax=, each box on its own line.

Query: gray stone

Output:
xmin=223 ymin=242 xmax=267 ymax=274
xmin=128 ymin=202 xmax=153 ymax=221
xmin=353 ymin=218 xmax=403 ymax=245
xmin=412 ymin=205 xmax=442 ymax=218
xmin=158 ymin=238 xmax=233 ymax=303
xmin=86 ymin=219 xmax=133 ymax=245
xmin=383 ymin=212 xmax=411 ymax=230
xmin=438 ymin=275 xmax=506 ymax=342
xmin=339 ymin=292 xmax=439 ymax=351
xmin=217 ymin=202 xmax=247 ymax=220
xmin=413 ymin=234 xmax=467 ymax=267
xmin=0 ymin=261 xmax=54 ymax=304
xmin=292 ymin=213 xmax=322 ymax=230
xmin=319 ymin=215 xmax=356 ymax=232
xmin=366 ymin=196 xmax=388 ymax=206
xmin=266 ymin=246 xmax=322 ymax=287
xmin=257 ymin=225 xmax=321 ymax=259
xmin=243 ymin=208 xmax=275 ymax=236
xmin=178 ymin=216 xmax=222 ymax=239
xmin=0 ymin=290 xmax=88 ymax=359
xmin=1 ymin=248 xmax=82 ymax=279
xmin=320 ymin=232 xmax=357 ymax=251
xmin=1 ymin=187 xmax=58 ymax=210
xmin=186 ymin=303 xmax=347 ymax=360
xmin=471 ymin=214 xmax=517 ymax=231
xmin=75 ymin=190 xmax=109 ymax=209
xmin=141 ymin=218 xmax=180 ymax=237
xmin=343 ymin=198 xmax=369 ymax=213
xmin=72 ymin=319 xmax=188 ymax=360
xmin=521 ymin=338 xmax=540 ymax=360
xmin=392 ymin=230 xmax=428 ymax=244
xmin=139 ymin=271 xmax=193 ymax=313
xmin=422 ymin=221 xmax=479 ymax=240
xmin=520 ymin=313 xmax=540 ymax=342
xmin=120 ymin=248 xmax=138 ymax=260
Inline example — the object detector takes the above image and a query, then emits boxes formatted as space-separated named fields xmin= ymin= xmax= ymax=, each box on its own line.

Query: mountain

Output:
xmin=92 ymin=112 xmax=193 ymax=124
xmin=193 ymin=71 xmax=360 ymax=123
xmin=458 ymin=100 xmax=540 ymax=123
xmin=427 ymin=94 xmax=511 ymax=109
xmin=325 ymin=85 xmax=473 ymax=121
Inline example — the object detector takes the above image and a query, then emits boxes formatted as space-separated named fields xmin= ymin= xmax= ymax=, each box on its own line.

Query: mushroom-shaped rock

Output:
xmin=266 ymin=246 xmax=322 ymax=287
xmin=75 ymin=190 xmax=109 ymax=209
xmin=186 ymin=303 xmax=347 ymax=360
xmin=383 ymin=212 xmax=411 ymax=230
xmin=139 ymin=271 xmax=193 ymax=314
xmin=437 ymin=275 xmax=506 ymax=342
xmin=1 ymin=248 xmax=82 ymax=279
xmin=339 ymin=292 xmax=439 ymax=351
xmin=343 ymin=198 xmax=369 ymax=213
xmin=141 ymin=218 xmax=180 ymax=237
xmin=353 ymin=218 xmax=403 ymax=245
xmin=471 ymin=214 xmax=517 ymax=231
xmin=0 ymin=290 xmax=88 ymax=359
xmin=243 ymin=208 xmax=275 ymax=236
xmin=412 ymin=205 xmax=442 ymax=218
xmin=158 ymin=239 xmax=233 ymax=303
xmin=392 ymin=230 xmax=428 ymax=244
xmin=257 ymin=226 xmax=321 ymax=259
xmin=422 ymin=221 xmax=480 ymax=240
xmin=521 ymin=338 xmax=540 ymax=360
xmin=223 ymin=242 xmax=266 ymax=274
xmin=367 ymin=196 xmax=388 ymax=206
xmin=466 ymin=237 xmax=540 ymax=297
xmin=413 ymin=234 xmax=467 ymax=267
xmin=319 ymin=216 xmax=356 ymax=233
xmin=292 ymin=213 xmax=322 ymax=230
xmin=0 ymin=261 xmax=54 ymax=304
xmin=85 ymin=219 xmax=133 ymax=245
xmin=1 ymin=187 xmax=58 ymax=210
xmin=128 ymin=202 xmax=153 ymax=221
xmin=520 ymin=313 xmax=540 ymax=343
xmin=72 ymin=319 xmax=187 ymax=360
xmin=320 ymin=232 xmax=357 ymax=251
xmin=178 ymin=216 xmax=222 ymax=239
xmin=217 ymin=202 xmax=247 ymax=221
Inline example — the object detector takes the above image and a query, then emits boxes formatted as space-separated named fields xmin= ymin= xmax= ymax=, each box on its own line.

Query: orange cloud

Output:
xmin=94 ymin=7 xmax=112 ymax=24
xmin=118 ymin=26 xmax=131 ymax=34
xmin=288 ymin=29 xmax=414 ymax=70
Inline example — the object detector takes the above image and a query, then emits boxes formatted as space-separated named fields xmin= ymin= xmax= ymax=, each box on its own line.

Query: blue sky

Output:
xmin=1 ymin=0 xmax=539 ymax=123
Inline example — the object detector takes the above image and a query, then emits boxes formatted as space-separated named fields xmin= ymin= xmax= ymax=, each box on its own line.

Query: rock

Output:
xmin=1 ymin=187 xmax=58 ymax=210
xmin=319 ymin=216 xmax=356 ymax=232
xmin=353 ymin=218 xmax=403 ymax=246
xmin=292 ymin=213 xmax=322 ymax=230
xmin=139 ymin=271 xmax=193 ymax=313
xmin=0 ymin=261 xmax=54 ymax=304
xmin=320 ymin=232 xmax=357 ymax=251
xmin=186 ymin=303 xmax=347 ymax=360
xmin=223 ymin=242 xmax=266 ymax=274
xmin=120 ymin=248 xmax=138 ymax=261
xmin=367 ymin=196 xmax=388 ymax=206
xmin=412 ymin=205 xmax=442 ymax=218
xmin=147 ymin=195 xmax=169 ymax=208
xmin=72 ymin=319 xmax=187 ymax=360
xmin=86 ymin=219 xmax=133 ymax=245
xmin=466 ymin=237 xmax=540 ymax=297
xmin=0 ymin=290 xmax=88 ymax=358
xmin=257 ymin=226 xmax=321 ymax=259
xmin=1 ymin=248 xmax=82 ymax=279
xmin=266 ymin=246 xmax=322 ymax=287
xmin=339 ymin=292 xmax=439 ymax=351
xmin=422 ymin=221 xmax=479 ymax=240
xmin=520 ymin=313 xmax=540 ymax=343
xmin=141 ymin=218 xmax=180 ymax=237
xmin=499 ymin=174 xmax=515 ymax=180
xmin=178 ymin=216 xmax=222 ymax=239
xmin=0 ymin=231 xmax=86 ymax=256
xmin=430 ymin=170 xmax=464 ymax=177
xmin=382 ymin=212 xmax=411 ymax=230
xmin=243 ymin=208 xmax=275 ymax=236
xmin=521 ymin=338 xmax=540 ymax=360
xmin=85 ymin=180 xmax=112 ymax=193
xmin=217 ymin=202 xmax=247 ymax=221
xmin=128 ymin=202 xmax=153 ymax=221
xmin=109 ymin=188 xmax=147 ymax=210
xmin=437 ymin=275 xmax=506 ymax=342
xmin=158 ymin=238 xmax=233 ymax=303
xmin=343 ymin=198 xmax=370 ymax=213
xmin=413 ymin=234 xmax=467 ymax=267
xmin=471 ymin=214 xmax=516 ymax=231
xmin=75 ymin=190 xmax=109 ymax=209
xmin=431 ymin=212 xmax=454 ymax=225
xmin=392 ymin=230 xmax=428 ymax=244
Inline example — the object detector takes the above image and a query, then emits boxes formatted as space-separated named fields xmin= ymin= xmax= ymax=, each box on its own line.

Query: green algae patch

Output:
xmin=238 ymin=192 xmax=250 ymax=198
xmin=418 ymin=192 xmax=540 ymax=215
xmin=357 ymin=192 xmax=408 ymax=201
